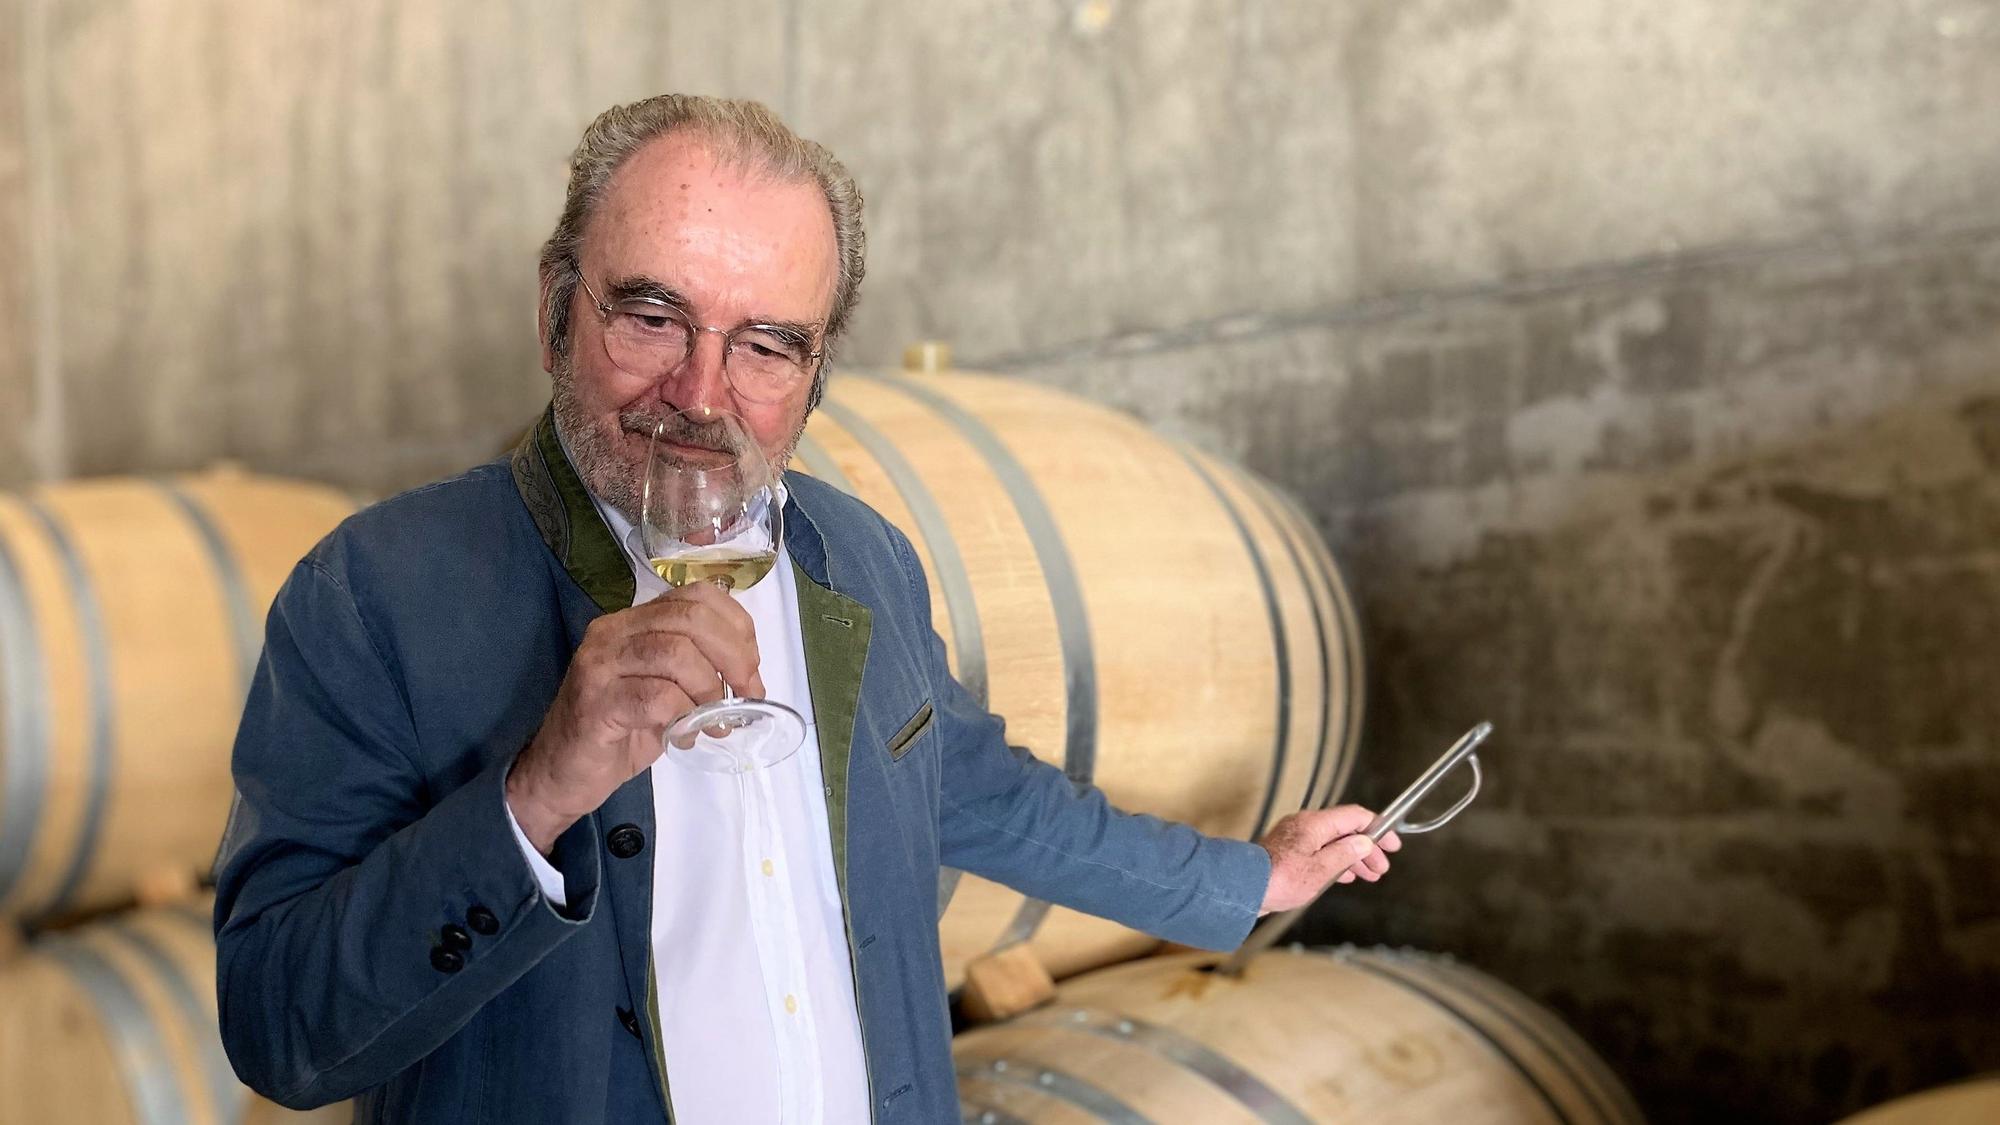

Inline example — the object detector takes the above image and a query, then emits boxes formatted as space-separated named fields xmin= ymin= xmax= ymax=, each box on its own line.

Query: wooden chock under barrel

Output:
xmin=957 ymin=941 xmax=1057 ymax=1024
xmin=132 ymin=866 xmax=202 ymax=910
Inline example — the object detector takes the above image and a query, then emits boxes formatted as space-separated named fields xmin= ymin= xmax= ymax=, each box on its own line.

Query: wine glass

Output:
xmin=639 ymin=407 xmax=805 ymax=773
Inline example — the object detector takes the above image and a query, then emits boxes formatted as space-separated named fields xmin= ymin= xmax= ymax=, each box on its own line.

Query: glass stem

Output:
xmin=708 ymin=574 xmax=747 ymax=705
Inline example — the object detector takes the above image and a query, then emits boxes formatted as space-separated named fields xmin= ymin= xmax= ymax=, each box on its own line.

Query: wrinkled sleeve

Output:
xmin=212 ymin=559 xmax=600 ymax=1109
xmin=888 ymin=529 xmax=1271 ymax=950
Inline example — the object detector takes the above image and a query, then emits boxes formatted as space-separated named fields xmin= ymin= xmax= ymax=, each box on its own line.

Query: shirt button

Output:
xmin=430 ymin=947 xmax=464 ymax=974
xmin=440 ymin=924 xmax=472 ymax=951
xmin=761 ymin=858 xmax=775 ymax=877
xmin=784 ymin=994 xmax=798 ymax=1015
xmin=823 ymin=785 xmax=833 ymax=797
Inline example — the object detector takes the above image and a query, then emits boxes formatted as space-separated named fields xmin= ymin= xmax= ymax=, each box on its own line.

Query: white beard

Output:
xmin=549 ymin=355 xmax=805 ymax=526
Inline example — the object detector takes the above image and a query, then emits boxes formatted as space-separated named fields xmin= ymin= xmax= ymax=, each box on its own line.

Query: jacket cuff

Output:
xmin=444 ymin=752 xmax=600 ymax=927
xmin=1204 ymin=837 xmax=1274 ymax=950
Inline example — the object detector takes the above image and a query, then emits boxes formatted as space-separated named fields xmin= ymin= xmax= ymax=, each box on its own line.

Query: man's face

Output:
xmin=548 ymin=131 xmax=838 ymax=519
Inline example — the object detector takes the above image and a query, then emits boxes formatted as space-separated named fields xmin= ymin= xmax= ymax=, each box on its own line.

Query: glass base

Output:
xmin=664 ymin=698 xmax=806 ymax=773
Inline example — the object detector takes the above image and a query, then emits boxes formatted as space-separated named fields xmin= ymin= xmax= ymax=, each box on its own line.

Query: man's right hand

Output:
xmin=1255 ymin=805 xmax=1400 ymax=915
xmin=505 ymin=582 xmax=765 ymax=854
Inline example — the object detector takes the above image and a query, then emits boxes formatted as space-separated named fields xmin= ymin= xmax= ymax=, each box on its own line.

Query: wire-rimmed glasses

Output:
xmin=575 ymin=267 xmax=823 ymax=404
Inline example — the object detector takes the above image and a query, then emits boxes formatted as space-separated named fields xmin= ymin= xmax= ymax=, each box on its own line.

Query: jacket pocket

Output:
xmin=885 ymin=700 xmax=935 ymax=759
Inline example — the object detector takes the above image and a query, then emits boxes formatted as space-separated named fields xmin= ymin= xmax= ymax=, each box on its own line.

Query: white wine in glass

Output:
xmin=648 ymin=547 xmax=777 ymax=592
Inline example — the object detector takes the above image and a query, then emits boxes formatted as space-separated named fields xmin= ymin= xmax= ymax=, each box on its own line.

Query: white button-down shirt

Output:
xmin=507 ymin=484 xmax=870 ymax=1124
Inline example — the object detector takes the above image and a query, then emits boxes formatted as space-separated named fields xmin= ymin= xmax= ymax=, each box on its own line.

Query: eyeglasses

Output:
xmin=574 ymin=267 xmax=825 ymax=405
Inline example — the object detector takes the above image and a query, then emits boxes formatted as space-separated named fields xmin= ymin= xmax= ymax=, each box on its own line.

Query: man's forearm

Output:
xmin=939 ymin=728 xmax=1271 ymax=951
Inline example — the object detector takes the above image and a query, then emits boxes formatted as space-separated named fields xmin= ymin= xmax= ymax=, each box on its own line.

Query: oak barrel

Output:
xmin=797 ymin=371 xmax=1365 ymax=989
xmin=1837 ymin=1078 xmax=2000 ymax=1124
xmin=0 ymin=893 xmax=345 ymax=1123
xmin=0 ymin=470 xmax=355 ymax=922
xmin=953 ymin=947 xmax=1646 ymax=1124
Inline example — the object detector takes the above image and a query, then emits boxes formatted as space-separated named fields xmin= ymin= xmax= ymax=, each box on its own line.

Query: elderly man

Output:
xmin=214 ymin=94 xmax=1397 ymax=1124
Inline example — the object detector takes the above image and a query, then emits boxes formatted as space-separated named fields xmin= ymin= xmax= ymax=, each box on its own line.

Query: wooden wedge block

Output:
xmin=958 ymin=942 xmax=1057 ymax=1024
xmin=132 ymin=866 xmax=201 ymax=909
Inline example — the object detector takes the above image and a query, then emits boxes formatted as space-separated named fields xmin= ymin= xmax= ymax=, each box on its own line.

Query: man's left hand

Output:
xmin=1256 ymin=805 xmax=1403 ymax=915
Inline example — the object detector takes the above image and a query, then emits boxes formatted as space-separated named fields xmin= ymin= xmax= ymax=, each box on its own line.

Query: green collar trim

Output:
xmin=508 ymin=405 xmax=636 ymax=613
xmin=795 ymin=563 xmax=872 ymax=892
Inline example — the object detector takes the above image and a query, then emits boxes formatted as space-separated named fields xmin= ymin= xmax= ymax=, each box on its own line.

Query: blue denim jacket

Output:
xmin=213 ymin=408 xmax=1270 ymax=1123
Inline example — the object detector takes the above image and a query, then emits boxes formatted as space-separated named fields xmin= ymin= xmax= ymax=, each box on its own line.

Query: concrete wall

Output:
xmin=1033 ymin=230 xmax=2000 ymax=1122
xmin=1 ymin=0 xmax=796 ymax=489
xmin=4 ymin=2 xmax=1997 ymax=1120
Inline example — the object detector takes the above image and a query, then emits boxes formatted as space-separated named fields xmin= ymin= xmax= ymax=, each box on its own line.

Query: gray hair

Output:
xmin=538 ymin=94 xmax=866 ymax=411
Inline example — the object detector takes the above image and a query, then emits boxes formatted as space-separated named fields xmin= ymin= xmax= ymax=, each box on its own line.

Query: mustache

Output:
xmin=619 ymin=410 xmax=734 ymax=453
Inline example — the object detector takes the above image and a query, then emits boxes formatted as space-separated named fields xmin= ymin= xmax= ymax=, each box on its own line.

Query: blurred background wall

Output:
xmin=2 ymin=1 xmax=1996 ymax=1121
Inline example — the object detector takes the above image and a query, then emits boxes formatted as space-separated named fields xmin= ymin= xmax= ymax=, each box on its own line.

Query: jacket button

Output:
xmin=430 ymin=946 xmax=465 ymax=974
xmin=440 ymin=923 xmax=472 ymax=951
xmin=607 ymin=823 xmax=646 ymax=859
xmin=466 ymin=905 xmax=499 ymax=936
xmin=616 ymin=1006 xmax=642 ymax=1039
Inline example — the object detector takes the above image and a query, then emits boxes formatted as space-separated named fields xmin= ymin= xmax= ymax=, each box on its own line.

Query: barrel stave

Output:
xmin=0 ymin=893 xmax=348 ymax=1124
xmin=797 ymin=373 xmax=1363 ymax=991
xmin=954 ymin=949 xmax=1640 ymax=1124
xmin=0 ymin=473 xmax=354 ymax=924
